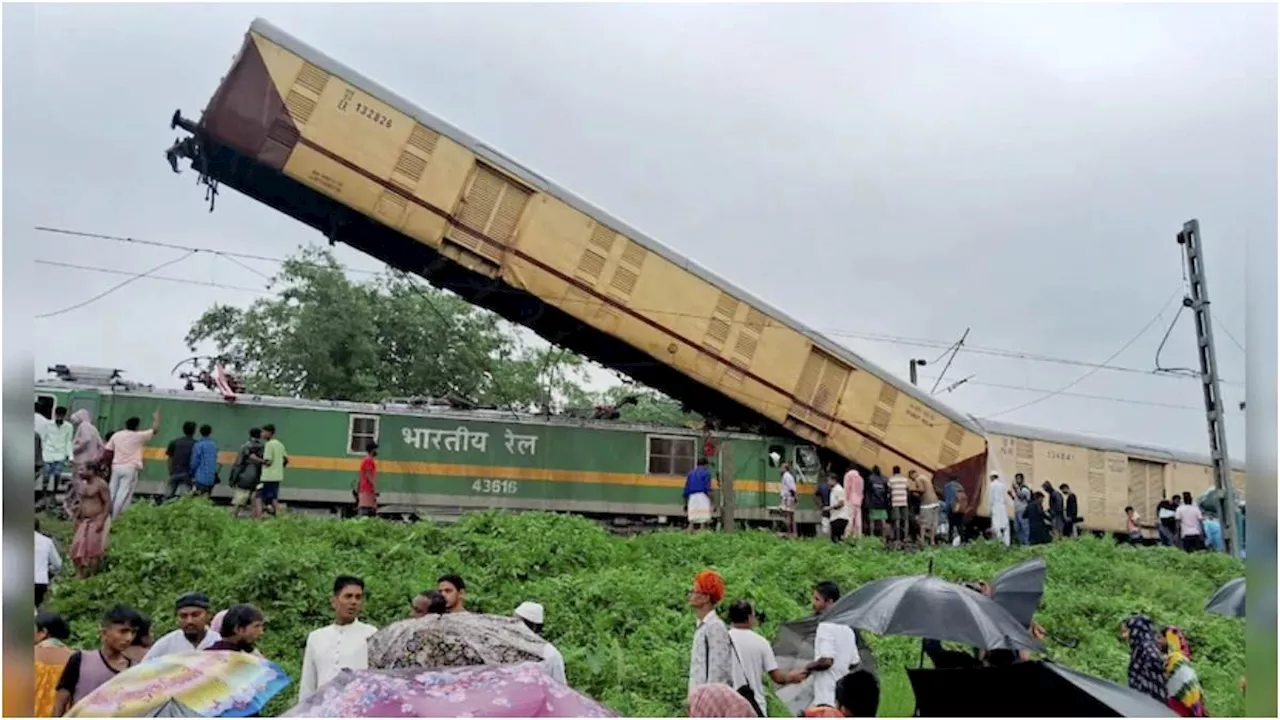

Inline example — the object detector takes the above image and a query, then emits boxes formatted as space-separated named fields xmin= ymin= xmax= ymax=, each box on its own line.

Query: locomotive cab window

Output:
xmin=647 ymin=435 xmax=696 ymax=476
xmin=347 ymin=414 xmax=380 ymax=455
xmin=35 ymin=394 xmax=56 ymax=420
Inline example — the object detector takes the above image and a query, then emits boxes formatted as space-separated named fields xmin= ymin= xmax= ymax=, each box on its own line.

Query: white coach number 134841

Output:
xmin=472 ymin=478 xmax=519 ymax=495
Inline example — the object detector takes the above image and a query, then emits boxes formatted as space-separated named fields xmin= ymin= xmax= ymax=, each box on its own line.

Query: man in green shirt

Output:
xmin=254 ymin=423 xmax=287 ymax=520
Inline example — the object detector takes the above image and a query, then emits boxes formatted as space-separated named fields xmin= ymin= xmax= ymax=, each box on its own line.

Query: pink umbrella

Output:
xmin=282 ymin=662 xmax=616 ymax=718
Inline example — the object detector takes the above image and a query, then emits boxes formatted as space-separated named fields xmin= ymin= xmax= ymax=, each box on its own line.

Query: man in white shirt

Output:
xmin=145 ymin=592 xmax=221 ymax=659
xmin=727 ymin=600 xmax=807 ymax=713
xmin=1175 ymin=491 xmax=1206 ymax=552
xmin=804 ymin=581 xmax=860 ymax=710
xmin=827 ymin=477 xmax=850 ymax=543
xmin=38 ymin=406 xmax=74 ymax=500
xmin=780 ymin=463 xmax=798 ymax=538
xmin=34 ymin=519 xmax=62 ymax=608
xmin=514 ymin=601 xmax=567 ymax=685
xmin=300 ymin=576 xmax=378 ymax=700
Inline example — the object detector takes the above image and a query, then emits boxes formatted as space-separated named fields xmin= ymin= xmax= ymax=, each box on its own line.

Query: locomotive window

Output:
xmin=347 ymin=414 xmax=380 ymax=455
xmin=69 ymin=396 xmax=97 ymax=422
xmin=35 ymin=394 xmax=55 ymax=420
xmin=647 ymin=435 xmax=696 ymax=476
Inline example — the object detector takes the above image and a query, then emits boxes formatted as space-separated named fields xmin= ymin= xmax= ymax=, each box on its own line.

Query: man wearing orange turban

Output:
xmin=688 ymin=570 xmax=734 ymax=696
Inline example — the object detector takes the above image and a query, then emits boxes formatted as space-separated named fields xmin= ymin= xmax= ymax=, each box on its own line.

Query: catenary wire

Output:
xmin=38 ymin=257 xmax=1243 ymax=420
xmin=36 ymin=225 xmax=1245 ymax=388
xmin=980 ymin=290 xmax=1184 ymax=421
xmin=36 ymin=252 xmax=198 ymax=319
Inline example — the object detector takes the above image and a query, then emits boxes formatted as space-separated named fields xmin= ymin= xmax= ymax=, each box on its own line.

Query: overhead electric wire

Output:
xmin=36 ymin=252 xmax=198 ymax=319
xmin=980 ymin=289 xmax=1184 ymax=421
xmin=34 ymin=260 xmax=269 ymax=294
xmin=37 ymin=225 xmax=1245 ymax=388
xmin=41 ymin=256 xmax=1240 ymax=422
xmin=1213 ymin=311 xmax=1246 ymax=353
xmin=918 ymin=375 xmax=1243 ymax=414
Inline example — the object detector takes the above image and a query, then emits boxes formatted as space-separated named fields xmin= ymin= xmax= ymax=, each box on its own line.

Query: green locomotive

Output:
xmin=36 ymin=366 xmax=820 ymax=527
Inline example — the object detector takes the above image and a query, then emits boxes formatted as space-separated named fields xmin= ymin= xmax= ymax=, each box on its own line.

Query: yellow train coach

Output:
xmin=975 ymin=419 xmax=1247 ymax=536
xmin=169 ymin=19 xmax=990 ymax=493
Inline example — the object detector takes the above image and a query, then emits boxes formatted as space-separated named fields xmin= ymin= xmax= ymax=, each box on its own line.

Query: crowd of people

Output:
xmin=685 ymin=570 xmax=877 ymax=718
xmin=683 ymin=458 xmax=1238 ymax=555
xmin=32 ymin=572 xmax=566 ymax=717
xmin=35 ymin=405 xmax=301 ymax=579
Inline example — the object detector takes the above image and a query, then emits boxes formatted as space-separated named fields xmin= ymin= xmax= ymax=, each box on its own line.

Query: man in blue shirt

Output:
xmin=189 ymin=425 xmax=219 ymax=496
xmin=683 ymin=458 xmax=714 ymax=533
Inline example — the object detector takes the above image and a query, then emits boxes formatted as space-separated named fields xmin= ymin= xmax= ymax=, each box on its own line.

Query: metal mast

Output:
xmin=1176 ymin=219 xmax=1241 ymax=558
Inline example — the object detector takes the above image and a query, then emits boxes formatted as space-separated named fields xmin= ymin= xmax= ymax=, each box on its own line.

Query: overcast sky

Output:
xmin=4 ymin=3 xmax=1273 ymax=456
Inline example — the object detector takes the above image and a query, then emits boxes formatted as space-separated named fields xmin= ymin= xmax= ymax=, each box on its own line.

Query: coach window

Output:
xmin=647 ymin=435 xmax=696 ymax=476
xmin=347 ymin=414 xmax=380 ymax=455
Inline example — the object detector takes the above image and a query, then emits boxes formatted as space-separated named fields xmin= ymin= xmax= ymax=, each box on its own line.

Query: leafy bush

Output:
xmin=45 ymin=501 xmax=1245 ymax=717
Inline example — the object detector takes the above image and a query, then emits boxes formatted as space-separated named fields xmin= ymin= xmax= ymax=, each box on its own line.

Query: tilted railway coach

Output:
xmin=165 ymin=18 xmax=990 ymax=503
xmin=37 ymin=370 xmax=1245 ymax=536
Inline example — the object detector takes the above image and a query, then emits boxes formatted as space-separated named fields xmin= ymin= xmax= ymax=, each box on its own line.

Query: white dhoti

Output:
xmin=687 ymin=492 xmax=713 ymax=524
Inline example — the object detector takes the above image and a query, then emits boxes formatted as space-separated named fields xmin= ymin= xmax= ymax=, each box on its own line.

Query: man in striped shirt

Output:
xmin=887 ymin=467 xmax=910 ymax=543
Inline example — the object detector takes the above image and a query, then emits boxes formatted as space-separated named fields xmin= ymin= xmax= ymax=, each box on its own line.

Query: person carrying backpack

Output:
xmin=228 ymin=428 xmax=265 ymax=519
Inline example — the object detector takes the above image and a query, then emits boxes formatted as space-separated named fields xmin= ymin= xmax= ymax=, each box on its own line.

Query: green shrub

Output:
xmin=45 ymin=501 xmax=1245 ymax=717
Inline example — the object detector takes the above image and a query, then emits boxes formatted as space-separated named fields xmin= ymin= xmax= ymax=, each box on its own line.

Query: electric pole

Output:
xmin=909 ymin=359 xmax=926 ymax=386
xmin=1177 ymin=219 xmax=1241 ymax=558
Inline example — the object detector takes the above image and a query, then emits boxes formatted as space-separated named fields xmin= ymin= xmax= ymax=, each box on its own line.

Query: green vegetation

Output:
xmin=44 ymin=502 xmax=1245 ymax=717
xmin=183 ymin=247 xmax=695 ymax=426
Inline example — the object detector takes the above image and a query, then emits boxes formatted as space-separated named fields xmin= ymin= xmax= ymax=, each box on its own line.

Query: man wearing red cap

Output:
xmin=688 ymin=569 xmax=734 ymax=695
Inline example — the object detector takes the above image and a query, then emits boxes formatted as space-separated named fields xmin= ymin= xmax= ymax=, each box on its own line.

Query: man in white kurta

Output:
xmin=514 ymin=602 xmax=567 ymax=684
xmin=989 ymin=475 xmax=1011 ymax=547
xmin=300 ymin=577 xmax=378 ymax=700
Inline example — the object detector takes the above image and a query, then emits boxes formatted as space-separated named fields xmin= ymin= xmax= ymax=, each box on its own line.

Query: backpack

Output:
xmin=952 ymin=486 xmax=968 ymax=514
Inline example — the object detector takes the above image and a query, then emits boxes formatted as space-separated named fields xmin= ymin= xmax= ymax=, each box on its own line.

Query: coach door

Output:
xmin=1127 ymin=458 xmax=1166 ymax=523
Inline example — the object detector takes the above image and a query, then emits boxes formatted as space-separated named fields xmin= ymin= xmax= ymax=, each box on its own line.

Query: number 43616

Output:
xmin=472 ymin=478 xmax=519 ymax=495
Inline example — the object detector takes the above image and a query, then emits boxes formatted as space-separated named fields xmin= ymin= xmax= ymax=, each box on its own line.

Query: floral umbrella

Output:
xmin=65 ymin=651 xmax=290 ymax=718
xmin=283 ymin=662 xmax=617 ymax=718
xmin=368 ymin=613 xmax=545 ymax=670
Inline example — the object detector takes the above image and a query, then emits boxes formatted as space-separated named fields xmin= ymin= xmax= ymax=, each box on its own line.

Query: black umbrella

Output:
xmin=1205 ymin=577 xmax=1245 ymax=618
xmin=771 ymin=616 xmax=878 ymax=716
xmin=990 ymin=557 xmax=1045 ymax=629
xmin=140 ymin=699 xmax=202 ymax=717
xmin=820 ymin=575 xmax=1043 ymax=652
xmin=907 ymin=661 xmax=1178 ymax=717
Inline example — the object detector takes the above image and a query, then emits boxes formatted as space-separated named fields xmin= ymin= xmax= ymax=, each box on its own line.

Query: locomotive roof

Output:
xmin=977 ymin=418 xmax=1246 ymax=473
xmin=243 ymin=18 xmax=984 ymax=438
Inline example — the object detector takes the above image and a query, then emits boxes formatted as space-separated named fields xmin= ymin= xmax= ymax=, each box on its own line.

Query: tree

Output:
xmin=184 ymin=247 xmax=589 ymax=408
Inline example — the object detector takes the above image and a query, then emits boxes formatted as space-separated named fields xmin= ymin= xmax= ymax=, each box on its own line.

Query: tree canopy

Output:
xmin=185 ymin=247 xmax=697 ymax=426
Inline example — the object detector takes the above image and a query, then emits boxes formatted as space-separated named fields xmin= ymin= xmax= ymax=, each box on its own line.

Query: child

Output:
xmin=1125 ymin=506 xmax=1143 ymax=545
xmin=53 ymin=605 xmax=137 ymax=716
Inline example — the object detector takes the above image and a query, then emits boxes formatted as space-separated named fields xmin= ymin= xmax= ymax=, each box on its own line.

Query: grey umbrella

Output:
xmin=990 ymin=557 xmax=1045 ymax=629
xmin=820 ymin=575 xmax=1043 ymax=652
xmin=1205 ymin=577 xmax=1245 ymax=618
